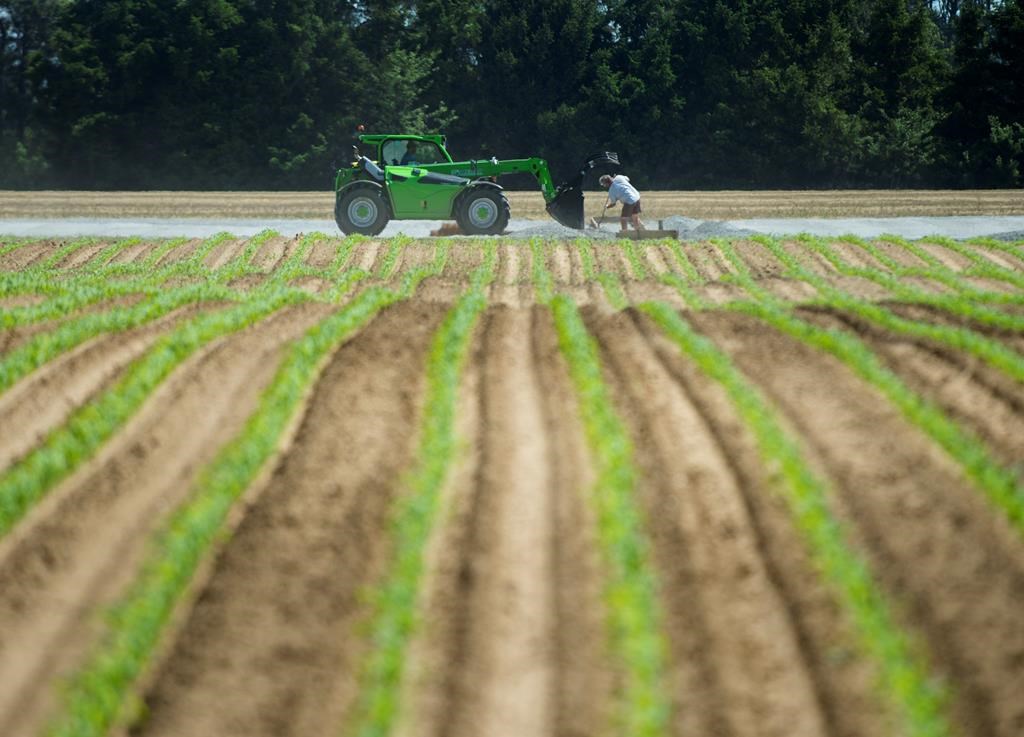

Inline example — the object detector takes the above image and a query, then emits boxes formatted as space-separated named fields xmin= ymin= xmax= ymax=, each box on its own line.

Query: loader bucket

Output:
xmin=545 ymin=152 xmax=620 ymax=230
xmin=546 ymin=185 xmax=584 ymax=229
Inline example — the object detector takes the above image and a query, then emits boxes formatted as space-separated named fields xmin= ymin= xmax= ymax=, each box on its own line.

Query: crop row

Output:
xmin=633 ymin=232 xmax=1024 ymax=530
xmin=0 ymin=232 xmax=400 ymax=535
xmin=2 ymin=233 xmax=1023 ymax=736
xmin=548 ymin=241 xmax=955 ymax=737
xmin=30 ymin=238 xmax=451 ymax=737
xmin=0 ymin=233 xmax=444 ymax=733
xmin=542 ymin=233 xmax=1020 ymax=735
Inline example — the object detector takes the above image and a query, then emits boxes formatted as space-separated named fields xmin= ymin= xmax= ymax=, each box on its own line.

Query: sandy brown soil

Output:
xmin=798 ymin=304 xmax=1024 ymax=466
xmin=0 ymin=294 xmax=150 ymax=357
xmin=0 ymin=302 xmax=218 ymax=472
xmin=130 ymin=302 xmax=444 ymax=737
xmin=0 ymin=240 xmax=60 ymax=271
xmin=394 ymin=307 xmax=612 ymax=737
xmin=0 ymin=302 xmax=335 ymax=737
xmin=690 ymin=309 xmax=1024 ymax=737
xmin=2 ymin=237 xmax=1023 ymax=737
xmin=588 ymin=308 xmax=893 ymax=737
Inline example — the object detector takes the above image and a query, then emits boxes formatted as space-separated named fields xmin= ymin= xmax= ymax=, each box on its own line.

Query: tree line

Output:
xmin=1 ymin=0 xmax=1021 ymax=190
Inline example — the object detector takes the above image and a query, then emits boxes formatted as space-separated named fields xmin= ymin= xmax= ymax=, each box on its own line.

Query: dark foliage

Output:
xmin=1 ymin=0 xmax=1021 ymax=188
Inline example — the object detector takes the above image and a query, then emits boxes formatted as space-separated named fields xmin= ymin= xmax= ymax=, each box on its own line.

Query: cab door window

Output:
xmin=382 ymin=139 xmax=445 ymax=166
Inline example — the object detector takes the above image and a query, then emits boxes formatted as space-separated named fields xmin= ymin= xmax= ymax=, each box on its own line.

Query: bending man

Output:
xmin=600 ymin=173 xmax=645 ymax=232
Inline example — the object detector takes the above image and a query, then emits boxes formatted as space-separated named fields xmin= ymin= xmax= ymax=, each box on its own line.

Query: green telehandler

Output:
xmin=333 ymin=133 xmax=619 ymax=236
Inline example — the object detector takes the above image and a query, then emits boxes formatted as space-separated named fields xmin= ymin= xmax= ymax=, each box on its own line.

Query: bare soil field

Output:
xmin=2 ymin=188 xmax=1023 ymax=220
xmin=1 ymin=233 xmax=1023 ymax=737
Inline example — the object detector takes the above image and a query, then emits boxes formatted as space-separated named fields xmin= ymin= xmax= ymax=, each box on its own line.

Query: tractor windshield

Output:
xmin=382 ymin=139 xmax=447 ymax=167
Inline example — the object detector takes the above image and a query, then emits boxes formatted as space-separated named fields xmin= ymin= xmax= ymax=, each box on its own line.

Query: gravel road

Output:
xmin=2 ymin=215 xmax=1023 ymax=240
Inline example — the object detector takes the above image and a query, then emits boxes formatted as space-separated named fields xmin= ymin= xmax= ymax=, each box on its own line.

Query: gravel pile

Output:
xmin=659 ymin=216 xmax=758 ymax=240
xmin=504 ymin=215 xmax=760 ymax=240
xmin=987 ymin=230 xmax=1024 ymax=242
xmin=503 ymin=220 xmax=618 ymax=239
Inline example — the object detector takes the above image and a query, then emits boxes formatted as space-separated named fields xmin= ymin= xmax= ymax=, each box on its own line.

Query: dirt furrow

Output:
xmin=107 ymin=239 xmax=158 ymax=265
xmin=400 ymin=241 xmax=443 ymax=273
xmin=620 ymin=278 xmax=688 ymax=309
xmin=487 ymin=244 xmax=527 ymax=307
xmin=152 ymin=238 xmax=201 ymax=267
xmin=249 ymin=235 xmax=295 ymax=271
xmin=203 ymin=236 xmax=249 ymax=270
xmin=871 ymin=240 xmax=930 ymax=269
xmin=288 ymin=275 xmax=333 ymax=295
xmin=551 ymin=244 xmax=592 ymax=305
xmin=589 ymin=241 xmax=632 ymax=278
xmin=799 ymin=305 xmax=1024 ymax=464
xmin=0 ymin=241 xmax=56 ymax=271
xmin=566 ymin=238 xmax=587 ymax=285
xmin=914 ymin=242 xmax=974 ymax=271
xmin=778 ymin=239 xmax=844 ymax=277
xmin=42 ymin=241 xmax=105 ymax=270
xmin=883 ymin=302 xmax=1024 ymax=350
xmin=495 ymin=242 xmax=521 ymax=285
xmin=549 ymin=241 xmax=573 ymax=288
xmin=631 ymin=307 xmax=900 ymax=737
xmin=685 ymin=241 xmax=735 ymax=281
xmin=587 ymin=308 xmax=837 ymax=737
xmin=130 ymin=302 xmax=444 ymax=737
xmin=667 ymin=243 xmax=749 ymax=305
xmin=397 ymin=306 xmax=611 ymax=737
xmin=0 ymin=293 xmax=43 ymax=309
xmin=639 ymin=242 xmax=673 ymax=278
xmin=690 ymin=309 xmax=1024 ymax=737
xmin=970 ymin=246 xmax=1024 ymax=272
xmin=0 ymin=301 xmax=334 ymax=737
xmin=733 ymin=241 xmax=821 ymax=302
xmin=826 ymin=241 xmax=886 ymax=271
xmin=0 ymin=302 xmax=216 ymax=473
xmin=305 ymin=237 xmax=341 ymax=270
xmin=775 ymin=241 xmax=912 ymax=301
xmin=350 ymin=238 xmax=382 ymax=273
xmin=970 ymin=245 xmax=1024 ymax=272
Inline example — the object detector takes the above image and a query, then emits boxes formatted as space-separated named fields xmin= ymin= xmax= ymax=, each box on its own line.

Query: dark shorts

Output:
xmin=621 ymin=200 xmax=642 ymax=217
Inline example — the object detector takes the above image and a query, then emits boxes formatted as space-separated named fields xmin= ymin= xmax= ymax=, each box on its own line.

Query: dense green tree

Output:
xmin=35 ymin=0 xmax=416 ymax=187
xmin=4 ymin=0 xmax=1021 ymax=189
xmin=465 ymin=0 xmax=601 ymax=173
xmin=407 ymin=0 xmax=482 ymax=142
xmin=984 ymin=0 xmax=1024 ymax=184
xmin=0 ymin=1 xmax=60 ymax=185
xmin=844 ymin=0 xmax=949 ymax=184
xmin=940 ymin=0 xmax=1024 ymax=185
xmin=565 ymin=0 xmax=684 ymax=186
xmin=663 ymin=0 xmax=869 ymax=186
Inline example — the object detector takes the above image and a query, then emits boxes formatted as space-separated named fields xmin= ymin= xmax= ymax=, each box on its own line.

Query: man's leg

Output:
xmin=629 ymin=201 xmax=645 ymax=231
xmin=620 ymin=216 xmax=629 ymax=232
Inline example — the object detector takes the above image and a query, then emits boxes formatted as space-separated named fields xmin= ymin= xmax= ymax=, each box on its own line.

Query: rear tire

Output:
xmin=455 ymin=187 xmax=510 ymax=235
xmin=336 ymin=183 xmax=390 ymax=236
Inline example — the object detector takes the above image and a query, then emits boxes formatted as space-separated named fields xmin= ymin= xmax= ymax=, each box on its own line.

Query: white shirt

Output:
xmin=607 ymin=175 xmax=640 ymax=205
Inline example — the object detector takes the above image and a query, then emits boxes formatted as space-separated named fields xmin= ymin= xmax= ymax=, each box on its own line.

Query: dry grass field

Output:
xmin=1 ymin=189 xmax=1023 ymax=220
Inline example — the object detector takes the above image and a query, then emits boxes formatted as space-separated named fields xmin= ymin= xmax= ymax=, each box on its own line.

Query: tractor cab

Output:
xmin=360 ymin=135 xmax=454 ymax=168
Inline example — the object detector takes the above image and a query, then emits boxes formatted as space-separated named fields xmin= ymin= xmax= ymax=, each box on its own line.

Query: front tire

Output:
xmin=336 ymin=183 xmax=390 ymax=236
xmin=455 ymin=187 xmax=510 ymax=235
